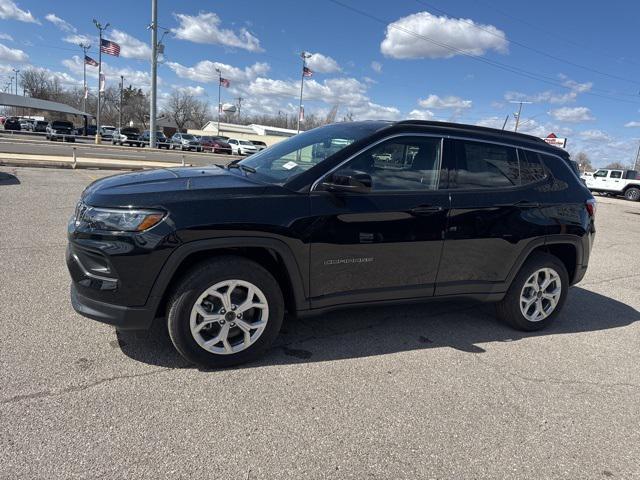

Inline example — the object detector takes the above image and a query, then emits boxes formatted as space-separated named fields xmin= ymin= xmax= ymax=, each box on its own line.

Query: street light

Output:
xmin=93 ymin=19 xmax=110 ymax=144
xmin=12 ymin=68 xmax=19 ymax=95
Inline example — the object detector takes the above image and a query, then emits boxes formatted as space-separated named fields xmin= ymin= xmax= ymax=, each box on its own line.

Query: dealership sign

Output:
xmin=542 ymin=133 xmax=567 ymax=148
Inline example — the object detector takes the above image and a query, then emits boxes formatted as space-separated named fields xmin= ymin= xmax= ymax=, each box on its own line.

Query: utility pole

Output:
xmin=297 ymin=51 xmax=312 ymax=134
xmin=149 ymin=0 xmax=158 ymax=148
xmin=12 ymin=68 xmax=19 ymax=95
xmin=216 ymin=68 xmax=222 ymax=134
xmin=509 ymin=100 xmax=532 ymax=132
xmin=79 ymin=43 xmax=91 ymax=115
xmin=634 ymin=142 xmax=640 ymax=171
xmin=119 ymin=75 xmax=124 ymax=129
xmin=93 ymin=19 xmax=109 ymax=144
xmin=236 ymin=96 xmax=243 ymax=122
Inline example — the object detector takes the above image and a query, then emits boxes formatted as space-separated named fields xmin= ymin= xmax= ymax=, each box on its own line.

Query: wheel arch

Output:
xmin=148 ymin=237 xmax=308 ymax=320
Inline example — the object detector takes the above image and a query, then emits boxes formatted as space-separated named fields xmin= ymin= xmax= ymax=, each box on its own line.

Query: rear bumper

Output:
xmin=71 ymin=284 xmax=155 ymax=330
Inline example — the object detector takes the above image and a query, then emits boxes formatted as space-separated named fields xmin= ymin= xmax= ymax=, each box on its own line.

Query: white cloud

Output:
xmin=418 ymin=94 xmax=472 ymax=109
xmin=171 ymin=12 xmax=263 ymax=52
xmin=62 ymin=55 xmax=153 ymax=87
xmin=167 ymin=60 xmax=269 ymax=84
xmin=579 ymin=130 xmax=611 ymax=141
xmin=109 ymin=29 xmax=151 ymax=60
xmin=306 ymin=52 xmax=341 ymax=73
xmin=624 ymin=121 xmax=640 ymax=128
xmin=407 ymin=109 xmax=435 ymax=120
xmin=371 ymin=61 xmax=382 ymax=73
xmin=0 ymin=0 xmax=38 ymax=23
xmin=549 ymin=106 xmax=594 ymax=123
xmin=0 ymin=42 xmax=27 ymax=62
xmin=381 ymin=11 xmax=507 ymax=59
xmin=173 ymin=85 xmax=206 ymax=96
xmin=63 ymin=34 xmax=93 ymax=46
xmin=476 ymin=116 xmax=572 ymax=138
xmin=45 ymin=13 xmax=75 ymax=32
xmin=505 ymin=76 xmax=593 ymax=105
xmin=0 ymin=33 xmax=13 ymax=41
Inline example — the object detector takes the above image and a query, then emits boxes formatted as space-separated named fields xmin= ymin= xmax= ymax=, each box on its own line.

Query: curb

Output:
xmin=0 ymin=156 xmax=190 ymax=171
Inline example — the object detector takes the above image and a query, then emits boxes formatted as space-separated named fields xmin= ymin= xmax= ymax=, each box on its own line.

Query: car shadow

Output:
xmin=115 ymin=287 xmax=639 ymax=370
xmin=0 ymin=172 xmax=20 ymax=185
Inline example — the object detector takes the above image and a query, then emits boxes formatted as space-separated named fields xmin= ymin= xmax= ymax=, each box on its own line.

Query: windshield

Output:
xmin=238 ymin=121 xmax=389 ymax=184
xmin=182 ymin=134 xmax=195 ymax=140
xmin=52 ymin=121 xmax=73 ymax=128
xmin=240 ymin=140 xmax=254 ymax=146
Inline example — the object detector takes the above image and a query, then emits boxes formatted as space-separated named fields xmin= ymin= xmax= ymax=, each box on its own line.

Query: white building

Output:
xmin=189 ymin=122 xmax=300 ymax=147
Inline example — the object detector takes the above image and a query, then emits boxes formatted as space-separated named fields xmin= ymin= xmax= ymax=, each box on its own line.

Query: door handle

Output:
xmin=410 ymin=205 xmax=444 ymax=215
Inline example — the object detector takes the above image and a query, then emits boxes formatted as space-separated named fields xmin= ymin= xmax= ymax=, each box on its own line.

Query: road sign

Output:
xmin=543 ymin=133 xmax=567 ymax=148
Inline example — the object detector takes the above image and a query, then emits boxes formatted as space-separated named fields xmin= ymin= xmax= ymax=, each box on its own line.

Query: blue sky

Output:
xmin=0 ymin=0 xmax=639 ymax=166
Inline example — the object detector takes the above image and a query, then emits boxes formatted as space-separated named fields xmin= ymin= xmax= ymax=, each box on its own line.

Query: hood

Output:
xmin=82 ymin=166 xmax=271 ymax=208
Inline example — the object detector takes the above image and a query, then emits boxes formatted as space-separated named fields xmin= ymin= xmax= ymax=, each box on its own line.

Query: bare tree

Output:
xmin=162 ymin=90 xmax=209 ymax=131
xmin=122 ymin=86 xmax=149 ymax=128
xmin=20 ymin=69 xmax=51 ymax=99
xmin=574 ymin=152 xmax=593 ymax=173
xmin=604 ymin=161 xmax=630 ymax=170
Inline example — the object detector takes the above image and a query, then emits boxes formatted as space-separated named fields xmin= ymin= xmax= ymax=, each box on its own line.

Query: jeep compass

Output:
xmin=67 ymin=121 xmax=596 ymax=368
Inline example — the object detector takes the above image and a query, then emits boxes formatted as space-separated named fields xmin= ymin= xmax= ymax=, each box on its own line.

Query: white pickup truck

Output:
xmin=584 ymin=168 xmax=640 ymax=201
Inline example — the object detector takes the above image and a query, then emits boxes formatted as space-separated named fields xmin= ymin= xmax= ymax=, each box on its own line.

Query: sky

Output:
xmin=0 ymin=0 xmax=639 ymax=166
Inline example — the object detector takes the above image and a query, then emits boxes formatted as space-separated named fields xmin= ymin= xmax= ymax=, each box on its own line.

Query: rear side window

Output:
xmin=519 ymin=150 xmax=548 ymax=184
xmin=452 ymin=140 xmax=519 ymax=189
xmin=610 ymin=170 xmax=623 ymax=179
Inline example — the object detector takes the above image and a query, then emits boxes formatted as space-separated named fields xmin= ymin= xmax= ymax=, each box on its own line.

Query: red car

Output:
xmin=199 ymin=136 xmax=233 ymax=154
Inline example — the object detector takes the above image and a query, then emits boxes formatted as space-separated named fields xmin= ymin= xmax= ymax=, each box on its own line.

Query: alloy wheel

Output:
xmin=519 ymin=268 xmax=562 ymax=322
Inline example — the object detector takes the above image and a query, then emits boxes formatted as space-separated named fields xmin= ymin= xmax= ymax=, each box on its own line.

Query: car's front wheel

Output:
xmin=167 ymin=256 xmax=284 ymax=368
xmin=496 ymin=252 xmax=568 ymax=331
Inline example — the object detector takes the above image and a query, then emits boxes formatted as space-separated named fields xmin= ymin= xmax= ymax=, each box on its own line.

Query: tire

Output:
xmin=167 ymin=256 xmax=284 ymax=368
xmin=624 ymin=187 xmax=640 ymax=202
xmin=495 ymin=252 xmax=569 ymax=331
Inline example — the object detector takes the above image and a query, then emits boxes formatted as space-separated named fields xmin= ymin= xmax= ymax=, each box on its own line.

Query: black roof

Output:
xmin=388 ymin=120 xmax=567 ymax=156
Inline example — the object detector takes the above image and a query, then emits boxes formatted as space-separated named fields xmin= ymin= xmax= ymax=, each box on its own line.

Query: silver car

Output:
xmin=170 ymin=133 xmax=202 ymax=151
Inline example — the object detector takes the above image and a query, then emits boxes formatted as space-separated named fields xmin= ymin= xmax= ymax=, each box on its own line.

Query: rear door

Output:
xmin=309 ymin=135 xmax=450 ymax=307
xmin=435 ymin=139 xmax=548 ymax=296
xmin=605 ymin=170 xmax=625 ymax=192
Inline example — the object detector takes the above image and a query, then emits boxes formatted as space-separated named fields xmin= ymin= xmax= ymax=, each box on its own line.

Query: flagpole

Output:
xmin=93 ymin=19 xmax=109 ymax=144
xmin=79 ymin=43 xmax=90 ymax=115
xmin=297 ymin=51 xmax=311 ymax=134
xmin=216 ymin=68 xmax=221 ymax=134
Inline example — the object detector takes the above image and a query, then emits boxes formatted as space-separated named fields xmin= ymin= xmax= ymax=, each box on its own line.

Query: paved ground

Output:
xmin=1 ymin=166 xmax=639 ymax=479
xmin=0 ymin=132 xmax=240 ymax=167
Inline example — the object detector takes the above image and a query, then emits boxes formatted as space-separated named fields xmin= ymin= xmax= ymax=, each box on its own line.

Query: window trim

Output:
xmin=311 ymin=132 xmax=567 ymax=193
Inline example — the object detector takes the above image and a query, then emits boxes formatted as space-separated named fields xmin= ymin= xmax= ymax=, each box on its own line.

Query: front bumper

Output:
xmin=71 ymin=284 xmax=155 ymax=330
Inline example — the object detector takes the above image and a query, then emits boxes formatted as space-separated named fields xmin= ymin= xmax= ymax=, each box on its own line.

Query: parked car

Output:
xmin=3 ymin=117 xmax=21 ymax=131
xmin=33 ymin=120 xmax=49 ymax=133
xmin=76 ymin=125 xmax=97 ymax=137
xmin=227 ymin=138 xmax=258 ymax=155
xmin=140 ymin=130 xmax=170 ymax=149
xmin=67 ymin=120 xmax=596 ymax=368
xmin=584 ymin=168 xmax=640 ymax=201
xmin=99 ymin=125 xmax=116 ymax=140
xmin=199 ymin=135 xmax=233 ymax=154
xmin=19 ymin=119 xmax=34 ymax=131
xmin=170 ymin=132 xmax=202 ymax=151
xmin=112 ymin=127 xmax=143 ymax=147
xmin=250 ymin=140 xmax=268 ymax=151
xmin=46 ymin=120 xmax=75 ymax=142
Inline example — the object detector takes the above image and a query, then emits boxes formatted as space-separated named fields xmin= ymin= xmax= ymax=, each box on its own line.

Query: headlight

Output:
xmin=51 ymin=129 xmax=57 ymax=134
xmin=76 ymin=205 xmax=165 ymax=232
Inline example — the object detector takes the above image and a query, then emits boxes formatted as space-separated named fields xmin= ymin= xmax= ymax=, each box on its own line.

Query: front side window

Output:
xmin=610 ymin=170 xmax=623 ymax=179
xmin=594 ymin=170 xmax=608 ymax=178
xmin=452 ymin=140 xmax=520 ymax=189
xmin=332 ymin=136 xmax=442 ymax=192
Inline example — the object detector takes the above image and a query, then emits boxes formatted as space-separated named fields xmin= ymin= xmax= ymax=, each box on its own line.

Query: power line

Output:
xmin=327 ymin=0 xmax=640 ymax=105
xmin=413 ymin=0 xmax=640 ymax=87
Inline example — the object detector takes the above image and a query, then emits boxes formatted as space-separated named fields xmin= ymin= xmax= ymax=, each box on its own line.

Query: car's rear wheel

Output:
xmin=496 ymin=252 xmax=568 ymax=331
xmin=624 ymin=187 xmax=640 ymax=201
xmin=167 ymin=256 xmax=284 ymax=368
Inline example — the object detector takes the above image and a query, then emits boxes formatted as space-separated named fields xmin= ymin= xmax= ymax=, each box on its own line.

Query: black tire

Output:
xmin=167 ymin=256 xmax=284 ymax=368
xmin=495 ymin=252 xmax=569 ymax=331
xmin=624 ymin=187 xmax=640 ymax=202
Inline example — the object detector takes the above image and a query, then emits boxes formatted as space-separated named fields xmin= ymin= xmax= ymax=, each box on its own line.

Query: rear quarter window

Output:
xmin=452 ymin=140 xmax=519 ymax=189
xmin=519 ymin=150 xmax=548 ymax=184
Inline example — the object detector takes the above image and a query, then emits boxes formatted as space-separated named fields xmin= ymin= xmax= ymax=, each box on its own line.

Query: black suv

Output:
xmin=67 ymin=121 xmax=596 ymax=368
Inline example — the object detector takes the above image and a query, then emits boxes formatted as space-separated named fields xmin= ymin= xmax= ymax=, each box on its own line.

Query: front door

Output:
xmin=308 ymin=135 xmax=449 ymax=308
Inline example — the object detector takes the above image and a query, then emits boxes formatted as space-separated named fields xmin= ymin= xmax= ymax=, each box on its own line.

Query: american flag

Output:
xmin=220 ymin=77 xmax=230 ymax=88
xmin=302 ymin=66 xmax=313 ymax=77
xmin=100 ymin=38 xmax=120 ymax=57
xmin=84 ymin=55 xmax=98 ymax=67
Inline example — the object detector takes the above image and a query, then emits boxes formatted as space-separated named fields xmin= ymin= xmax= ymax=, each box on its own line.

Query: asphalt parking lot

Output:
xmin=1 ymin=166 xmax=639 ymax=479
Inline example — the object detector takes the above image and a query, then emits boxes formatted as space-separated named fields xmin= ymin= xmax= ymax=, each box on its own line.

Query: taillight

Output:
xmin=586 ymin=198 xmax=596 ymax=217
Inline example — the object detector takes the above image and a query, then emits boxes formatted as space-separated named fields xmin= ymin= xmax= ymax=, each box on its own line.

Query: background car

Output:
xmin=3 ymin=117 xmax=21 ymax=131
xmin=19 ymin=119 xmax=34 ymax=131
xmin=112 ymin=127 xmax=143 ymax=147
xmin=99 ymin=126 xmax=116 ymax=140
xmin=33 ymin=120 xmax=49 ymax=133
xmin=75 ymin=125 xmax=97 ymax=137
xmin=170 ymin=132 xmax=202 ymax=151
xmin=140 ymin=130 xmax=170 ymax=149
xmin=46 ymin=120 xmax=75 ymax=142
xmin=227 ymin=138 xmax=258 ymax=155
xmin=250 ymin=140 xmax=268 ymax=151
xmin=198 ymin=135 xmax=232 ymax=154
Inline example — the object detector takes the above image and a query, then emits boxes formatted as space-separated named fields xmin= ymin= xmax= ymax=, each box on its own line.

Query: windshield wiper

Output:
xmin=227 ymin=163 xmax=256 ymax=175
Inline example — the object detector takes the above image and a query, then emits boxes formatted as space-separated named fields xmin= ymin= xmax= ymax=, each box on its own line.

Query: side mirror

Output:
xmin=321 ymin=170 xmax=372 ymax=193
